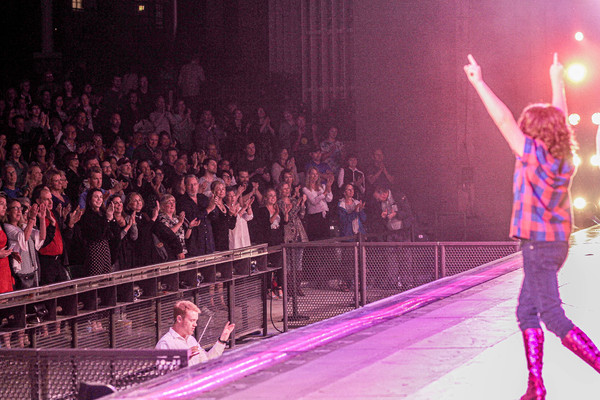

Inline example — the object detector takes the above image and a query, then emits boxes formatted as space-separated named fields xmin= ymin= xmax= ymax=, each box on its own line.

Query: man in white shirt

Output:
xmin=156 ymin=300 xmax=235 ymax=366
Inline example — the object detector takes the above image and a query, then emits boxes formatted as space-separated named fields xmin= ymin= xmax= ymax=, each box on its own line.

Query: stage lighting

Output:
xmin=573 ymin=154 xmax=582 ymax=167
xmin=138 ymin=4 xmax=145 ymax=12
xmin=574 ymin=197 xmax=587 ymax=210
xmin=591 ymin=155 xmax=600 ymax=167
xmin=575 ymin=32 xmax=584 ymax=41
xmin=569 ymin=113 xmax=581 ymax=125
xmin=592 ymin=113 xmax=600 ymax=125
xmin=566 ymin=63 xmax=587 ymax=83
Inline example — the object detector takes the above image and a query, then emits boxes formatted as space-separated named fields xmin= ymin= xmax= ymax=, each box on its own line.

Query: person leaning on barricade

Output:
xmin=155 ymin=300 xmax=234 ymax=366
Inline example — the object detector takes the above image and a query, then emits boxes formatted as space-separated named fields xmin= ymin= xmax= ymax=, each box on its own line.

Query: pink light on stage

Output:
xmin=566 ymin=63 xmax=587 ymax=83
xmin=575 ymin=31 xmax=584 ymax=41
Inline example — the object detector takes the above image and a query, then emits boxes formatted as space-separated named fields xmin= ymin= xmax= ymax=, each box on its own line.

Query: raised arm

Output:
xmin=464 ymin=54 xmax=525 ymax=157
xmin=550 ymin=52 xmax=568 ymax=118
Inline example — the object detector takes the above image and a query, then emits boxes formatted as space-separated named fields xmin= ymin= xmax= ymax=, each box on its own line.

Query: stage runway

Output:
xmin=114 ymin=227 xmax=600 ymax=400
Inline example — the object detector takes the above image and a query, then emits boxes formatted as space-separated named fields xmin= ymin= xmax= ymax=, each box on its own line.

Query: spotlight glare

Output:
xmin=574 ymin=197 xmax=587 ymax=210
xmin=591 ymin=155 xmax=600 ymax=167
xmin=575 ymin=32 xmax=584 ymax=41
xmin=568 ymin=113 xmax=581 ymax=126
xmin=566 ymin=63 xmax=587 ymax=83
xmin=592 ymin=113 xmax=600 ymax=125
xmin=573 ymin=154 xmax=582 ymax=167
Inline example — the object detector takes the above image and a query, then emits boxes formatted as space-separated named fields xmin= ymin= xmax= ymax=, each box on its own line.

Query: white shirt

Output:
xmin=303 ymin=185 xmax=333 ymax=216
xmin=155 ymin=327 xmax=225 ymax=366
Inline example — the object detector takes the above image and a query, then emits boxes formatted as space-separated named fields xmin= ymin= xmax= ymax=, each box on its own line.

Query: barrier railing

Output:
xmin=0 ymin=244 xmax=274 ymax=350
xmin=283 ymin=239 xmax=520 ymax=329
xmin=0 ymin=348 xmax=187 ymax=400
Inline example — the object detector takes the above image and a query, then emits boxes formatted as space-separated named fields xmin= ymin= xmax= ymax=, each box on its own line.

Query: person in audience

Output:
xmin=465 ymin=53 xmax=600 ymax=397
xmin=278 ymin=109 xmax=296 ymax=152
xmin=1 ymin=165 xmax=23 ymax=199
xmin=248 ymin=106 xmax=277 ymax=163
xmin=5 ymin=199 xmax=47 ymax=289
xmin=366 ymin=148 xmax=395 ymax=193
xmin=64 ymin=152 xmax=83 ymax=207
xmin=157 ymin=194 xmax=188 ymax=259
xmin=292 ymin=115 xmax=319 ymax=172
xmin=370 ymin=185 xmax=414 ymax=242
xmin=73 ymin=109 xmax=94 ymax=145
xmin=156 ymin=300 xmax=234 ymax=365
xmin=79 ymin=188 xmax=114 ymax=276
xmin=0 ymin=194 xmax=14 ymax=293
xmin=320 ymin=126 xmax=344 ymax=174
xmin=226 ymin=186 xmax=253 ymax=250
xmin=107 ymin=194 xmax=137 ymax=271
xmin=338 ymin=154 xmax=366 ymax=200
xmin=34 ymin=186 xmax=82 ymax=285
xmin=31 ymin=143 xmax=54 ymax=173
xmin=303 ymin=166 xmax=333 ymax=241
xmin=177 ymin=54 xmax=206 ymax=114
xmin=208 ymin=181 xmax=237 ymax=252
xmin=78 ymin=93 xmax=97 ymax=132
xmin=46 ymin=168 xmax=70 ymax=211
xmin=125 ymin=191 xmax=159 ymax=267
xmin=278 ymin=181 xmax=308 ymax=297
xmin=21 ymin=164 xmax=43 ymax=199
xmin=176 ymin=175 xmax=214 ymax=257
xmin=149 ymin=96 xmax=174 ymax=136
xmin=6 ymin=143 xmax=28 ymax=187
xmin=170 ymin=99 xmax=194 ymax=151
xmin=338 ymin=184 xmax=366 ymax=237
xmin=198 ymin=158 xmax=223 ymax=197
xmin=271 ymin=148 xmax=299 ymax=186
xmin=236 ymin=141 xmax=270 ymax=190
xmin=195 ymin=110 xmax=225 ymax=154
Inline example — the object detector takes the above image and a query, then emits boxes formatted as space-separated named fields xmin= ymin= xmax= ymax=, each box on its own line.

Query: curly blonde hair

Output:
xmin=517 ymin=103 xmax=577 ymax=160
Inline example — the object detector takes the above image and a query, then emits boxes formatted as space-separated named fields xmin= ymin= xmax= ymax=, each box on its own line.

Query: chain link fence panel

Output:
xmin=0 ymin=349 xmax=187 ymax=400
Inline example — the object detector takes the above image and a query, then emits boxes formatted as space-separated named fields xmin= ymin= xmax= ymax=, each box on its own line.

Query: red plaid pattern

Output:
xmin=510 ymin=137 xmax=574 ymax=241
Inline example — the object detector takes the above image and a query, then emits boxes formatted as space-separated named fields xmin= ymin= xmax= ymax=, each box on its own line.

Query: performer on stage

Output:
xmin=464 ymin=53 xmax=600 ymax=399
xmin=156 ymin=300 xmax=235 ymax=366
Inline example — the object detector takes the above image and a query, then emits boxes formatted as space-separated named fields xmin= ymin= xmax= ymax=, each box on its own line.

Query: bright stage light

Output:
xmin=574 ymin=197 xmax=587 ymax=210
xmin=568 ymin=113 xmax=580 ymax=125
xmin=591 ymin=155 xmax=600 ymax=167
xmin=573 ymin=154 xmax=582 ymax=167
xmin=566 ymin=63 xmax=587 ymax=83
xmin=592 ymin=113 xmax=600 ymax=125
xmin=575 ymin=32 xmax=584 ymax=41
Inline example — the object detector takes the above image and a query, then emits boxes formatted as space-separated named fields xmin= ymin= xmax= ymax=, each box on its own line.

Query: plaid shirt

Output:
xmin=510 ymin=137 xmax=574 ymax=241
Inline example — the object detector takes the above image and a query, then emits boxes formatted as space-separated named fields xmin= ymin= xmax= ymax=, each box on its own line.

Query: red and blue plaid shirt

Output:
xmin=510 ymin=137 xmax=574 ymax=241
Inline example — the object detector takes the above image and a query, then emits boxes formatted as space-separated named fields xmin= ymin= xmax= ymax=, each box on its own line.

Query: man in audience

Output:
xmin=133 ymin=132 xmax=160 ymax=163
xmin=177 ymin=174 xmax=215 ymax=256
xmin=198 ymin=158 xmax=223 ymax=197
xmin=156 ymin=300 xmax=234 ymax=366
xmin=236 ymin=141 xmax=270 ymax=190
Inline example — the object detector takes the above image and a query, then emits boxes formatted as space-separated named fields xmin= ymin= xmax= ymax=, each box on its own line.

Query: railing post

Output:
xmin=359 ymin=234 xmax=366 ymax=307
xmin=441 ymin=244 xmax=446 ymax=278
xmin=282 ymin=246 xmax=288 ymax=332
xmin=434 ymin=243 xmax=439 ymax=281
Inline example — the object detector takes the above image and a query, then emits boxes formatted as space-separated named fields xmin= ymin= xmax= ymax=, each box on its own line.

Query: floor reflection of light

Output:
xmin=143 ymin=257 xmax=522 ymax=399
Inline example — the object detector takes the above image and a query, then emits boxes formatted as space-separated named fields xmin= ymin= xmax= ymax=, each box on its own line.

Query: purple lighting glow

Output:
xmin=131 ymin=257 xmax=521 ymax=399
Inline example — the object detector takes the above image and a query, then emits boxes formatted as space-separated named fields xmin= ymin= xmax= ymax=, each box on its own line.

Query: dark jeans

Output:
xmin=516 ymin=240 xmax=574 ymax=339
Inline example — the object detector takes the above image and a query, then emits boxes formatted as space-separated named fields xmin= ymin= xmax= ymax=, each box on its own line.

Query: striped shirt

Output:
xmin=510 ymin=136 xmax=574 ymax=241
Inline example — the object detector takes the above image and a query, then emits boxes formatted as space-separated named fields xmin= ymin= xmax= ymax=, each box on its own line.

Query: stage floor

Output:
xmin=114 ymin=228 xmax=600 ymax=399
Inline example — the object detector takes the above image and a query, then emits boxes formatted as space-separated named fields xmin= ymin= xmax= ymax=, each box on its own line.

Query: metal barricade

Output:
xmin=0 ymin=348 xmax=187 ymax=400
xmin=283 ymin=240 xmax=520 ymax=328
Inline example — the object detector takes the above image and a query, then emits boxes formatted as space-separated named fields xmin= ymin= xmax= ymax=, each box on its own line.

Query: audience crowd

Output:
xmin=0 ymin=59 xmax=415 ymax=295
